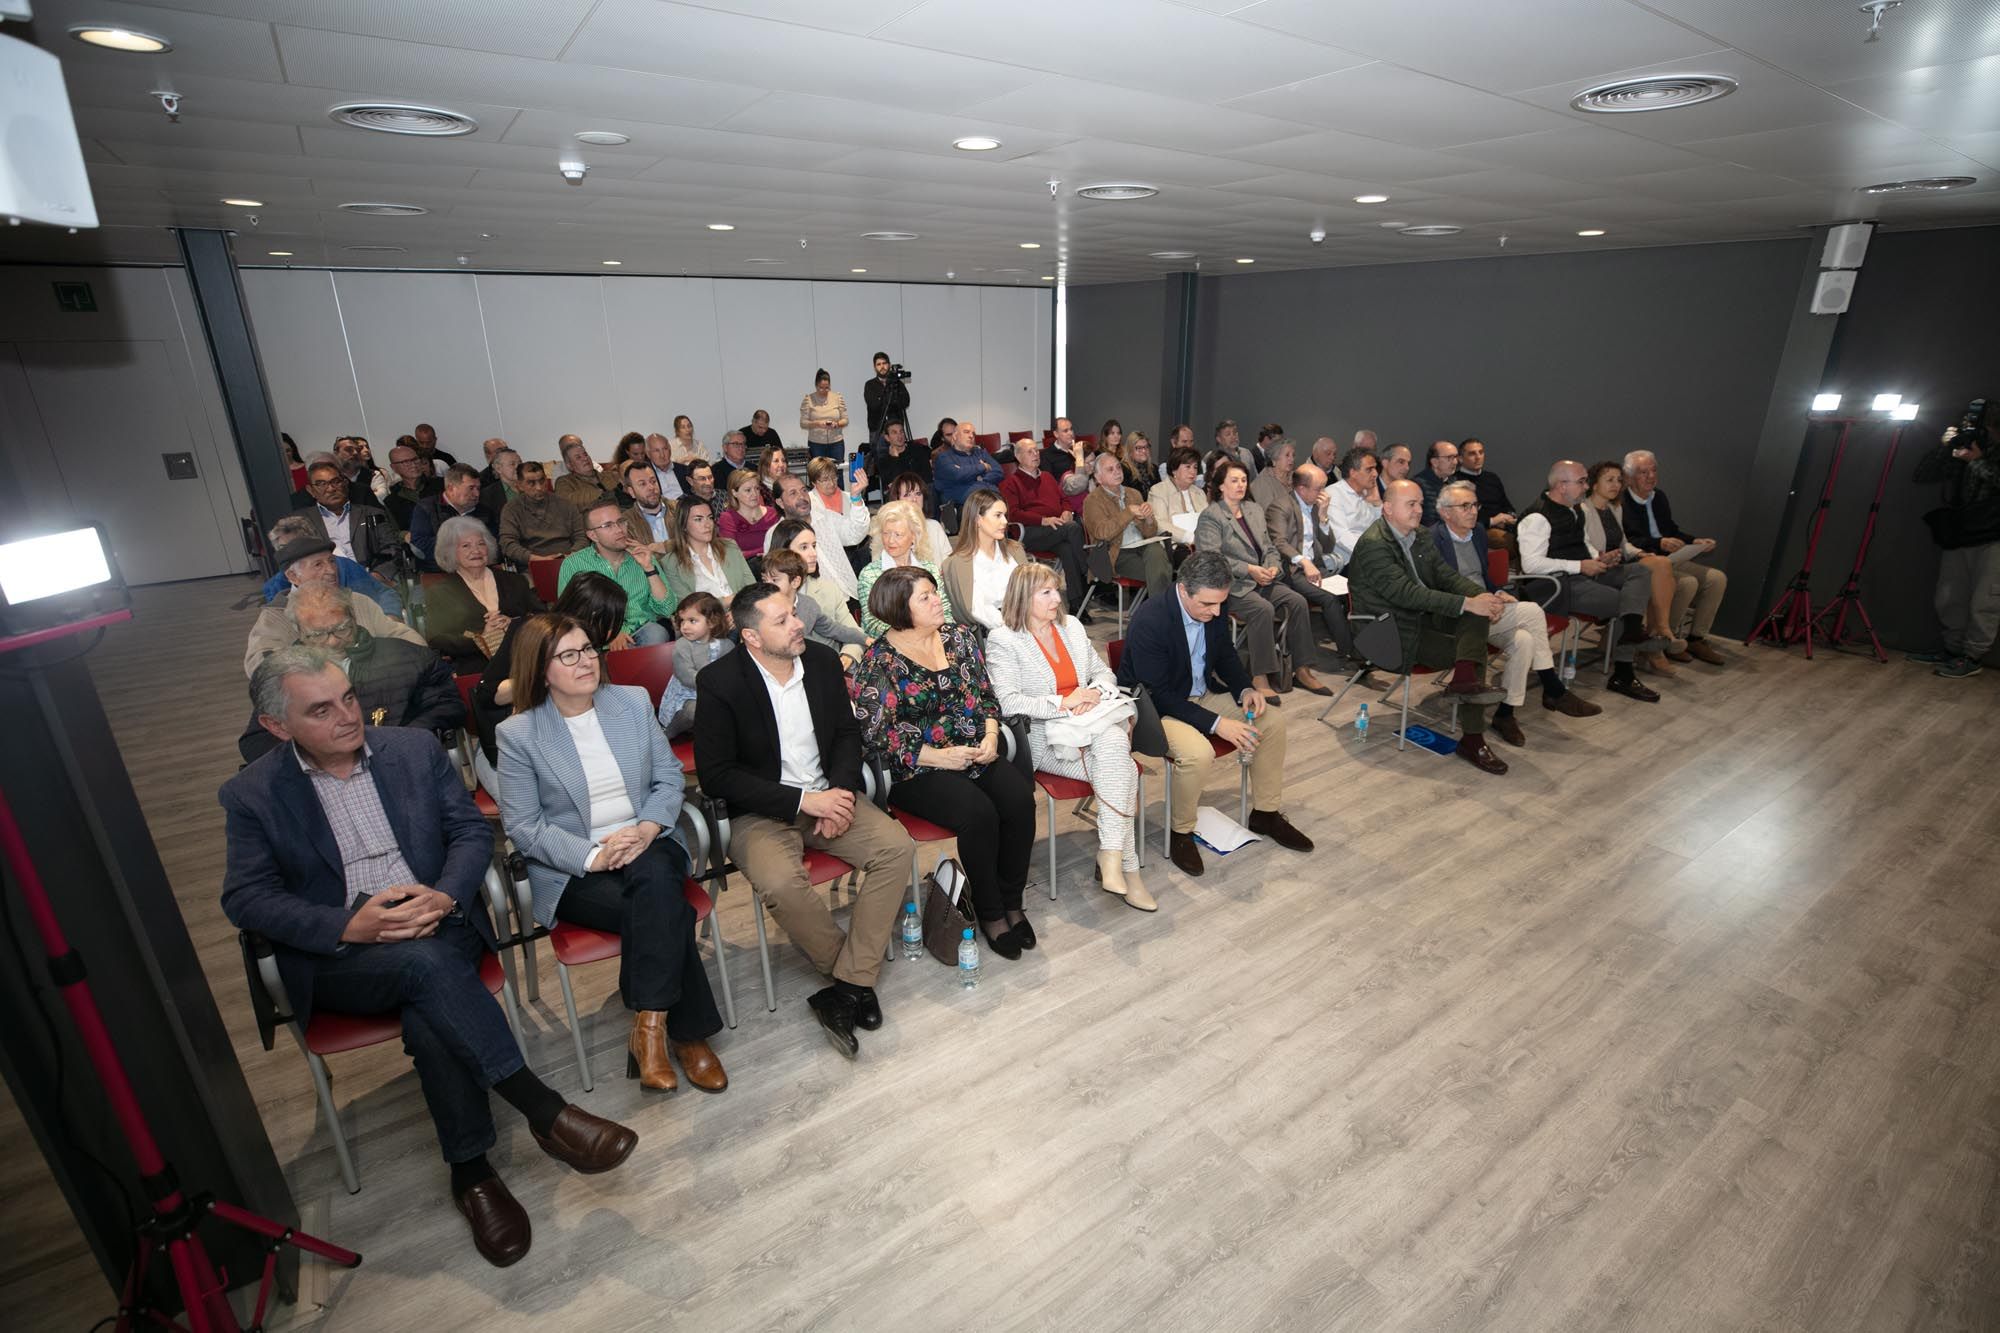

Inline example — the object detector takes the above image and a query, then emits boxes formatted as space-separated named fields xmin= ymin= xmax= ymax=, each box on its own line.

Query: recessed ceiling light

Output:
xmin=1577 ymin=228 xmax=1607 ymax=237
xmin=1377 ymin=220 xmax=1409 ymax=229
xmin=707 ymin=223 xmax=735 ymax=231
xmin=602 ymin=260 xmax=622 ymax=266
xmin=267 ymin=251 xmax=294 ymax=257
xmin=1148 ymin=250 xmax=1197 ymax=260
xmin=862 ymin=231 xmax=919 ymax=241
xmin=1235 ymin=258 xmax=1256 ymax=264
xmin=1861 ymin=176 xmax=1977 ymax=194
xmin=1040 ymin=275 xmax=1056 ymax=280
xmin=1354 ymin=194 xmax=1389 ymax=204
xmin=743 ymin=257 xmax=785 ymax=265
xmin=339 ymin=201 xmax=429 ymax=216
xmin=1075 ymin=183 xmax=1159 ymax=201
xmin=994 ymin=267 xmax=1026 ymax=274
xmin=953 ymin=136 xmax=1002 ymax=152
xmin=328 ymin=103 xmax=479 ymax=137
xmin=1400 ymin=225 xmax=1463 ymax=237
xmin=479 ymin=233 xmax=495 ymax=239
xmin=1019 ymin=242 xmax=1041 ymax=249
xmin=851 ymin=268 xmax=867 ymax=273
xmin=1570 ymin=74 xmax=1738 ymax=113
xmin=68 ymin=25 xmax=172 ymax=53
xmin=220 ymin=198 xmax=264 ymax=208
xmin=574 ymin=130 xmax=631 ymax=146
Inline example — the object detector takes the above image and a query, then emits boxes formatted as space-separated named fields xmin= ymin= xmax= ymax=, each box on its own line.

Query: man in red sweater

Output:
xmin=1000 ymin=439 xmax=1093 ymax=622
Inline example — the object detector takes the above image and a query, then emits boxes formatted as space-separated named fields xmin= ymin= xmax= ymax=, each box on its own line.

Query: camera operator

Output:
xmin=864 ymin=352 xmax=911 ymax=446
xmin=1910 ymin=401 xmax=2000 ymax=678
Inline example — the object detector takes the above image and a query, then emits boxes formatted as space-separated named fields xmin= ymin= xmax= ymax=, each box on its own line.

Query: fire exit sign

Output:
xmin=53 ymin=281 xmax=97 ymax=313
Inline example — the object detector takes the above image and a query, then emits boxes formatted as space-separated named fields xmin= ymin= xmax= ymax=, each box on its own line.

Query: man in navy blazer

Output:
xmin=1115 ymin=551 xmax=1312 ymax=878
xmin=220 ymin=647 xmax=636 ymax=1269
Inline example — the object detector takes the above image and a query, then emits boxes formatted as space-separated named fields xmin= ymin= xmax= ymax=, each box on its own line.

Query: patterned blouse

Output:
xmin=855 ymin=623 xmax=999 ymax=784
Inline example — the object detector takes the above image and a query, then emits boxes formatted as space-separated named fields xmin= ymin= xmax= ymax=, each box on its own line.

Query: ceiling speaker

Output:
xmin=1810 ymin=270 xmax=1857 ymax=315
xmin=1821 ymin=222 xmax=1874 ymax=270
xmin=0 ymin=35 xmax=99 ymax=228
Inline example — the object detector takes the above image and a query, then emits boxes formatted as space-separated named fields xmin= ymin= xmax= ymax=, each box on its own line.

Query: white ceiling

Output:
xmin=4 ymin=0 xmax=1999 ymax=283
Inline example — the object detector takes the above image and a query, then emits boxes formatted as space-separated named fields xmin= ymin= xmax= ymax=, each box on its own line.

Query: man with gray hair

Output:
xmin=711 ymin=429 xmax=751 ymax=495
xmin=1115 ymin=550 xmax=1313 ymax=879
xmin=642 ymin=432 xmax=688 ymax=502
xmin=238 ymin=584 xmax=461 ymax=762
xmin=247 ymin=533 xmax=425 ymax=676
xmin=223 ymin=648 xmax=636 ymax=1266
xmin=1310 ymin=436 xmax=1340 ymax=474
xmin=1519 ymin=460 xmax=1664 ymax=703
xmin=1353 ymin=429 xmax=1378 ymax=453
xmin=260 ymin=513 xmax=403 ymax=617
xmin=1619 ymin=449 xmax=1726 ymax=665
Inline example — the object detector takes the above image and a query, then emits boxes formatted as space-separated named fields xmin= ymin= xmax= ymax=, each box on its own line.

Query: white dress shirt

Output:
xmin=687 ymin=546 xmax=733 ymax=599
xmin=752 ymin=652 xmax=827 ymax=804
xmin=970 ymin=549 xmax=1020 ymax=630
xmin=1325 ymin=482 xmax=1379 ymax=566
xmin=1518 ymin=505 xmax=1594 ymax=576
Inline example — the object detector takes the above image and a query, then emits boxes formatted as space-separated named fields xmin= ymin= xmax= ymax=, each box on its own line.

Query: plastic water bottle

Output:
xmin=900 ymin=902 xmax=923 ymax=962
xmin=1355 ymin=701 xmax=1370 ymax=745
xmin=1562 ymin=647 xmax=1577 ymax=682
xmin=957 ymin=928 xmax=980 ymax=989
xmin=1240 ymin=696 xmax=1257 ymax=768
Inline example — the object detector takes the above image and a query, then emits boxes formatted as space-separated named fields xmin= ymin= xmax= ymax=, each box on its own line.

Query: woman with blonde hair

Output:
xmin=939 ymin=487 xmax=1026 ymax=631
xmin=855 ymin=498 xmax=951 ymax=637
xmin=985 ymin=562 xmax=1153 ymax=909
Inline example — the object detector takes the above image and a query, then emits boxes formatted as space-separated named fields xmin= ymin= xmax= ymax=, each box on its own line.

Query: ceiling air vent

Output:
xmin=329 ymin=103 xmax=479 ymax=136
xmin=1862 ymin=176 xmax=1976 ymax=194
xmin=1148 ymin=250 xmax=1196 ymax=260
xmin=1400 ymin=225 xmax=1462 ymax=237
xmin=339 ymin=202 xmax=429 ymax=216
xmin=344 ymin=245 xmax=408 ymax=254
xmin=1569 ymin=75 xmax=1737 ymax=113
xmin=1076 ymin=183 xmax=1159 ymax=200
xmin=861 ymin=231 xmax=919 ymax=241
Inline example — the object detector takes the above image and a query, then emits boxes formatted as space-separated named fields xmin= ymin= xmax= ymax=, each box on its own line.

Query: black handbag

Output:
xmin=920 ymin=856 xmax=974 ymax=965
xmin=1128 ymin=685 xmax=1168 ymax=759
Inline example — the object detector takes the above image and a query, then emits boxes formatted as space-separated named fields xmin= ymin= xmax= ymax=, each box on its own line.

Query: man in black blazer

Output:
xmin=1115 ymin=551 xmax=1312 ymax=878
xmin=695 ymin=583 xmax=915 ymax=1057
xmin=220 ymin=648 xmax=636 ymax=1268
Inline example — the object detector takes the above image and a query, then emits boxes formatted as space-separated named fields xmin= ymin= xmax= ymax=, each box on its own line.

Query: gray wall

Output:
xmin=1067 ymin=277 xmax=1165 ymax=437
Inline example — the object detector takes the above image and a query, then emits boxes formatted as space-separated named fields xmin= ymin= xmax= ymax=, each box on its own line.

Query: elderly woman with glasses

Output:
xmin=496 ymin=612 xmax=728 ymax=1095
xmin=424 ymin=515 xmax=544 ymax=669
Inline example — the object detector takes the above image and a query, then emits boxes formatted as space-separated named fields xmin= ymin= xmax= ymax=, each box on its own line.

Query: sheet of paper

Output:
xmin=1327 ymin=574 xmax=1349 ymax=595
xmin=1169 ymin=511 xmax=1199 ymax=539
xmin=1193 ymin=806 xmax=1263 ymax=855
xmin=1668 ymin=542 xmax=1713 ymax=565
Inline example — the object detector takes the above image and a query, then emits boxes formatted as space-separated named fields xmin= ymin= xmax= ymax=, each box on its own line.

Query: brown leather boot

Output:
xmin=670 ymin=1039 xmax=728 ymax=1093
xmin=626 ymin=1011 xmax=677 ymax=1092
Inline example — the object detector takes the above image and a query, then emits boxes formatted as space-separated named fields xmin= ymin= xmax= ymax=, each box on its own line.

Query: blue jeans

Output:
xmin=308 ymin=917 xmax=521 ymax=1164
xmin=633 ymin=620 xmax=671 ymax=646
xmin=808 ymin=439 xmax=846 ymax=463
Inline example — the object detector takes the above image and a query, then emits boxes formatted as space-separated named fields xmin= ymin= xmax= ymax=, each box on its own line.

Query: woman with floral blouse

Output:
xmin=853 ymin=565 xmax=1038 ymax=959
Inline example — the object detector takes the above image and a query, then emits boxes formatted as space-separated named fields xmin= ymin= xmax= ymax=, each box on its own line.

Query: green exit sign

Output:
xmin=53 ymin=282 xmax=97 ymax=313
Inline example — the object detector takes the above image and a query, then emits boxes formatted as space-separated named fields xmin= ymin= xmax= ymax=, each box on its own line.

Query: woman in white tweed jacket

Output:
xmin=984 ymin=562 xmax=1154 ymax=911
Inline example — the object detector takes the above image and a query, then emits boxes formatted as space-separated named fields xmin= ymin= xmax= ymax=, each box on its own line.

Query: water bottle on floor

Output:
xmin=900 ymin=901 xmax=923 ymax=962
xmin=1355 ymin=701 xmax=1370 ymax=746
xmin=957 ymin=928 xmax=979 ymax=989
xmin=1562 ymin=647 xmax=1577 ymax=682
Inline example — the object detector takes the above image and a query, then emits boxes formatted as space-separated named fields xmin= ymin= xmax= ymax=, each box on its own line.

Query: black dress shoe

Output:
xmin=532 ymin=1105 xmax=637 ymax=1174
xmin=808 ymin=986 xmax=860 ymax=1057
xmin=455 ymin=1175 xmax=531 ymax=1268
xmin=1491 ymin=713 xmax=1526 ymax=747
xmin=1607 ymin=676 xmax=1661 ymax=703
xmin=848 ymin=985 xmax=883 ymax=1031
xmin=1011 ymin=916 xmax=1037 ymax=950
xmin=1168 ymin=831 xmax=1205 ymax=877
xmin=1246 ymin=809 xmax=1314 ymax=852
xmin=980 ymin=922 xmax=1024 ymax=960
xmin=1454 ymin=735 xmax=1510 ymax=776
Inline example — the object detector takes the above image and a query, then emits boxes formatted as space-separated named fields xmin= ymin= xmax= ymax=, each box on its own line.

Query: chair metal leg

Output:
xmin=1396 ymin=672 xmax=1413 ymax=750
xmin=555 ymin=960 xmax=592 ymax=1093
xmin=300 ymin=1045 xmax=360 ymax=1195
xmin=1160 ymin=767 xmax=1174 ymax=862
xmin=752 ymin=896 xmax=778 ymax=1013
xmin=708 ymin=912 xmax=737 ymax=1030
xmin=1135 ymin=767 xmax=1146 ymax=868
xmin=1045 ymin=789 xmax=1059 ymax=901
xmin=1316 ymin=661 xmax=1373 ymax=724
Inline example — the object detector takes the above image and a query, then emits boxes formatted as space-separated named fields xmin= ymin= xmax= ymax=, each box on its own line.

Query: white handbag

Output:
xmin=1042 ymin=689 xmax=1138 ymax=757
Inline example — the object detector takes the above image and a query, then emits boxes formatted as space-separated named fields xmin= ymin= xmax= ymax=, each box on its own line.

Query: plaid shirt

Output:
xmin=297 ymin=744 xmax=420 ymax=907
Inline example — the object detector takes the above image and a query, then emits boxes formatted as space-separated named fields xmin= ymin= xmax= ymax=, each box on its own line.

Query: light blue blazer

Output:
xmin=495 ymin=683 xmax=686 ymax=927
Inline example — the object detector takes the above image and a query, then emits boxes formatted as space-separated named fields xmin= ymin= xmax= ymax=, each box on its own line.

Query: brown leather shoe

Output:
xmin=1246 ymin=809 xmax=1314 ymax=852
xmin=1686 ymin=637 xmax=1726 ymax=666
xmin=1491 ymin=713 xmax=1526 ymax=747
xmin=533 ymin=1105 xmax=638 ymax=1174
xmin=670 ymin=1038 xmax=728 ymax=1093
xmin=1664 ymin=648 xmax=1695 ymax=664
xmin=1607 ymin=676 xmax=1661 ymax=703
xmin=1542 ymin=691 xmax=1602 ymax=718
xmin=627 ymin=1011 xmax=676 ymax=1092
xmin=1168 ymin=831 xmax=1205 ymax=877
xmin=1454 ymin=735 xmax=1509 ymax=775
xmin=455 ymin=1176 xmax=531 ymax=1267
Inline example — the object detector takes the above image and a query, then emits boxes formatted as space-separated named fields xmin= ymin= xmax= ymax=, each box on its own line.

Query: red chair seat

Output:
xmin=1545 ymin=614 xmax=1571 ymax=635
xmin=1113 ymin=576 xmax=1145 ymax=590
xmin=551 ymin=878 xmax=713 ymax=968
xmin=604 ymin=643 xmax=676 ymax=709
xmin=471 ymin=784 xmax=499 ymax=817
xmin=1208 ymin=735 xmax=1236 ymax=759
xmin=304 ymin=951 xmax=507 ymax=1056
xmin=1034 ymin=771 xmax=1093 ymax=801
xmin=891 ymin=809 xmax=955 ymax=843
xmin=528 ymin=558 xmax=561 ymax=605
xmin=804 ymin=850 xmax=853 ymax=885
xmin=671 ymin=737 xmax=696 ymax=774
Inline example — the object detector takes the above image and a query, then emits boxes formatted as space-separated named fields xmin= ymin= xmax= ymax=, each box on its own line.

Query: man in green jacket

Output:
xmin=557 ymin=495 xmax=672 ymax=646
xmin=1344 ymin=479 xmax=1513 ymax=776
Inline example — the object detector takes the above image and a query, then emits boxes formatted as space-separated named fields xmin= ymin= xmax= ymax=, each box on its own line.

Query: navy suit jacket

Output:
xmin=1619 ymin=487 xmax=1688 ymax=554
xmin=1115 ymin=590 xmax=1251 ymax=734
xmin=1430 ymin=522 xmax=1499 ymax=592
xmin=219 ymin=726 xmax=495 ymax=1024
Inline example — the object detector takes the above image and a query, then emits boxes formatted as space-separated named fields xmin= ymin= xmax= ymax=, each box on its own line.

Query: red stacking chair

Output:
xmin=1007 ymin=431 xmax=1034 ymax=444
xmin=746 ymin=849 xmax=855 ymax=1013
xmin=974 ymin=432 xmax=1002 ymax=454
xmin=527 ymin=557 xmax=562 ymax=605
xmin=604 ymin=642 xmax=675 ymax=708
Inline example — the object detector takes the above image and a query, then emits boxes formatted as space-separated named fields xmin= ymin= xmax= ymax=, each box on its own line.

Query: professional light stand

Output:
xmin=1749 ymin=416 xmax=1855 ymax=657
xmin=1810 ymin=423 xmax=1908 ymax=662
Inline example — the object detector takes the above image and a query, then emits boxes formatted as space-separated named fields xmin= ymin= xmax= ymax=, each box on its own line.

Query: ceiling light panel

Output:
xmin=69 ymin=25 xmax=173 ymax=53
xmin=339 ymin=202 xmax=430 ymax=216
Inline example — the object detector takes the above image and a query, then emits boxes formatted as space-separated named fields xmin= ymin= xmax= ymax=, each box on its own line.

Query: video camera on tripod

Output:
xmin=1948 ymin=397 xmax=1989 ymax=457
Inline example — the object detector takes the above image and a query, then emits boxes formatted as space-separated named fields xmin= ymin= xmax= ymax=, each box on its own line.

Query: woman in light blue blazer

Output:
xmin=496 ymin=613 xmax=726 ymax=1094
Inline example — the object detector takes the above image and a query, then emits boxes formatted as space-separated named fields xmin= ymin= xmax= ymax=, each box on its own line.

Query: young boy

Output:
xmin=763 ymin=547 xmax=865 ymax=667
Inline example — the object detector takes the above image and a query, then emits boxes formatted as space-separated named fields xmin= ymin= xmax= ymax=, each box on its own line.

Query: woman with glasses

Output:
xmin=424 ymin=516 xmax=543 ymax=669
xmin=658 ymin=495 xmax=754 ymax=608
xmin=497 ymin=612 xmax=727 ymax=1094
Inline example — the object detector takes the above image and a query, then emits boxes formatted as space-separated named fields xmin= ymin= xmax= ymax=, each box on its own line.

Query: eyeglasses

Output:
xmin=552 ymin=646 xmax=604 ymax=668
xmin=1440 ymin=501 xmax=1479 ymax=511
xmin=299 ymin=619 xmax=357 ymax=644
xmin=308 ymin=475 xmax=346 ymax=489
xmin=588 ymin=519 xmax=625 ymax=533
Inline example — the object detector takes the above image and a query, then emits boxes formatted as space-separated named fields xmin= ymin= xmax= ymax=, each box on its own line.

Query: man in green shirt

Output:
xmin=557 ymin=496 xmax=672 ymax=647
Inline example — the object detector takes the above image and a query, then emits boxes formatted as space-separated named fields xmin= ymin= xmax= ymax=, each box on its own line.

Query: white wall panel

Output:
xmin=600 ymin=276 xmax=728 ymax=449
xmin=979 ymin=287 xmax=1042 ymax=438
xmin=901 ymin=284 xmax=984 ymax=436
xmin=333 ymin=271 xmax=498 ymax=455
xmin=809 ymin=281 xmax=905 ymax=432
xmin=478 ymin=275 xmax=617 ymax=464
xmin=239 ymin=269 xmax=363 ymax=457
xmin=712 ymin=279 xmax=818 ymax=441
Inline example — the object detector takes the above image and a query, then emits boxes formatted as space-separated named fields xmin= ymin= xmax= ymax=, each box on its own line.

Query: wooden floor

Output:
xmin=5 ymin=574 xmax=1998 ymax=1331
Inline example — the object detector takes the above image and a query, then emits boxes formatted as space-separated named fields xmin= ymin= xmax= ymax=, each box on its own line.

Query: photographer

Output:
xmin=863 ymin=352 xmax=911 ymax=445
xmin=1910 ymin=401 xmax=2000 ymax=679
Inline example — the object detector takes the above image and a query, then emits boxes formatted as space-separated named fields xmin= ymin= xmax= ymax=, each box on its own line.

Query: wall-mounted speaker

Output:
xmin=1810 ymin=269 xmax=1857 ymax=315
xmin=0 ymin=34 xmax=99 ymax=229
xmin=1821 ymin=221 xmax=1874 ymax=270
